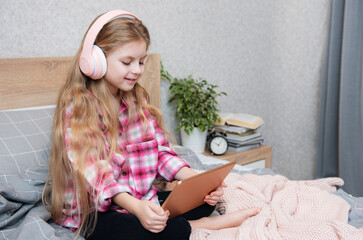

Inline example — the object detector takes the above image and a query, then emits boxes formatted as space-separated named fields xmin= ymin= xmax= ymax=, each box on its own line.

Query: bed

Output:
xmin=0 ymin=55 xmax=362 ymax=240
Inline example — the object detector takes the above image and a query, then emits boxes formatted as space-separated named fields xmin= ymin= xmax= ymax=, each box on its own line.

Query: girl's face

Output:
xmin=104 ymin=39 xmax=147 ymax=96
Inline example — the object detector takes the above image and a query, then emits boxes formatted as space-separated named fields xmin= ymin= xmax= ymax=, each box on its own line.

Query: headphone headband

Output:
xmin=79 ymin=10 xmax=139 ymax=78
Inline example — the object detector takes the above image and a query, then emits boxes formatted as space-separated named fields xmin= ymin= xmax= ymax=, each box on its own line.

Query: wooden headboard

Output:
xmin=0 ymin=54 xmax=160 ymax=110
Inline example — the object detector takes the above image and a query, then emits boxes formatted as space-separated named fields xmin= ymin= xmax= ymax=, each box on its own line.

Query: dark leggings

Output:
xmin=87 ymin=191 xmax=215 ymax=240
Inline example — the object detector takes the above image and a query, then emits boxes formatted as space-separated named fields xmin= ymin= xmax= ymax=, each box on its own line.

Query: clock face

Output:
xmin=209 ymin=136 xmax=228 ymax=155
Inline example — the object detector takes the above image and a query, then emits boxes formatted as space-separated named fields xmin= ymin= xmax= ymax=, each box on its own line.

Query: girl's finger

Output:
xmin=208 ymin=196 xmax=220 ymax=202
xmin=149 ymin=202 xmax=166 ymax=216
xmin=152 ymin=222 xmax=168 ymax=232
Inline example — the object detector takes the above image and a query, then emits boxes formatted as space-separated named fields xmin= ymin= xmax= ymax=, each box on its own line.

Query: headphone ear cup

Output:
xmin=90 ymin=45 xmax=107 ymax=80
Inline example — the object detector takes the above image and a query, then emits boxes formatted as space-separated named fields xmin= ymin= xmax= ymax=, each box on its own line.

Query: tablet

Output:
xmin=161 ymin=161 xmax=236 ymax=218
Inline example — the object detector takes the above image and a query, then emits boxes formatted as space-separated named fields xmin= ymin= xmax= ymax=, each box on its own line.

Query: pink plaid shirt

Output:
xmin=59 ymin=98 xmax=190 ymax=229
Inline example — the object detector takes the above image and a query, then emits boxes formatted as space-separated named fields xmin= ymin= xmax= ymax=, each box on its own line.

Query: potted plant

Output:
xmin=161 ymin=63 xmax=227 ymax=153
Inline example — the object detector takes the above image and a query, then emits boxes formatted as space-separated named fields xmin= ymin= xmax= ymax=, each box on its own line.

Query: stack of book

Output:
xmin=213 ymin=113 xmax=264 ymax=152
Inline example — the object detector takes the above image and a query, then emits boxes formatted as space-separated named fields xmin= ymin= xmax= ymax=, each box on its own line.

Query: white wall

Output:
xmin=0 ymin=0 xmax=330 ymax=180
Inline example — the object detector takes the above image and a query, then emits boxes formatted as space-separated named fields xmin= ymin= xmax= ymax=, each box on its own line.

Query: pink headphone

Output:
xmin=79 ymin=10 xmax=139 ymax=80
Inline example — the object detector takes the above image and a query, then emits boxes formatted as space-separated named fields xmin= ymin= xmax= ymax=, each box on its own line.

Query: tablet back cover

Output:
xmin=161 ymin=161 xmax=236 ymax=218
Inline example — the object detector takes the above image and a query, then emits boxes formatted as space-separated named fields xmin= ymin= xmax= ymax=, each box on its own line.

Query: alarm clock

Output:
xmin=207 ymin=133 xmax=228 ymax=155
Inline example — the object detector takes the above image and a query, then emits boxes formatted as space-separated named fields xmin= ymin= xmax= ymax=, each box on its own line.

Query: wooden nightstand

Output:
xmin=202 ymin=145 xmax=272 ymax=169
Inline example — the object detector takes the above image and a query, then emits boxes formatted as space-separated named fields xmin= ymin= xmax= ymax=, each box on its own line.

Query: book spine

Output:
xmin=225 ymin=132 xmax=262 ymax=142
xmin=228 ymin=144 xmax=260 ymax=152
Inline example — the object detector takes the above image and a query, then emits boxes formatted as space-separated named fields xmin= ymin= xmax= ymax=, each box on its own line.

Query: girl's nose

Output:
xmin=131 ymin=62 xmax=142 ymax=75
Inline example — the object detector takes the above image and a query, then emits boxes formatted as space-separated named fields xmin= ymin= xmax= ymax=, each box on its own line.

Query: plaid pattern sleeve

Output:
xmin=150 ymin=117 xmax=190 ymax=181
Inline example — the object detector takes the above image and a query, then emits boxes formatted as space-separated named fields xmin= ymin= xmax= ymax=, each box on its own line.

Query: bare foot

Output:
xmin=189 ymin=207 xmax=260 ymax=231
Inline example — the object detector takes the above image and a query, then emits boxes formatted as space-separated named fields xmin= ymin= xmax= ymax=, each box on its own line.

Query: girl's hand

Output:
xmin=204 ymin=181 xmax=227 ymax=206
xmin=134 ymin=200 xmax=169 ymax=233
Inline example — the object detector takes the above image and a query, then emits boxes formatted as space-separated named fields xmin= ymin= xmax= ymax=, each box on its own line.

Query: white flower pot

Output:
xmin=180 ymin=127 xmax=208 ymax=154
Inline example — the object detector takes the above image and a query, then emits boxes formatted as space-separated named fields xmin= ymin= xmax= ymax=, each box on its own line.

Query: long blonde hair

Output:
xmin=42 ymin=15 xmax=166 ymax=237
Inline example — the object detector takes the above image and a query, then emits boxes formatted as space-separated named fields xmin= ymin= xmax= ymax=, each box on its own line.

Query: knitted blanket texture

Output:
xmin=190 ymin=173 xmax=363 ymax=240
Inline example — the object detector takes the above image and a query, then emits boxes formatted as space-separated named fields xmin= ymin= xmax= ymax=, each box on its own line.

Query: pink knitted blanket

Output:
xmin=190 ymin=173 xmax=363 ymax=240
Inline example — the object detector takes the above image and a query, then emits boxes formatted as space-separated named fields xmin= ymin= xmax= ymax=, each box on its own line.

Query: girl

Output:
xmin=43 ymin=9 xmax=259 ymax=240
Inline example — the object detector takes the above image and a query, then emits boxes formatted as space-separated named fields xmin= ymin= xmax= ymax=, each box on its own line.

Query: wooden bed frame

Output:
xmin=0 ymin=54 xmax=160 ymax=110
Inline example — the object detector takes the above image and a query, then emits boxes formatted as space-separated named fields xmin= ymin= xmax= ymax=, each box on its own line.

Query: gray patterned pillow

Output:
xmin=0 ymin=106 xmax=54 ymax=228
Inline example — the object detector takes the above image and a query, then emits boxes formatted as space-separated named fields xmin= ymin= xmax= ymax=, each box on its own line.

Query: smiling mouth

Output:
xmin=125 ymin=78 xmax=136 ymax=82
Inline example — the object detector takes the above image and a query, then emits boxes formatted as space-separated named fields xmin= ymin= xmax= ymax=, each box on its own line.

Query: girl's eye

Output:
xmin=139 ymin=62 xmax=145 ymax=65
xmin=122 ymin=62 xmax=131 ymax=65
